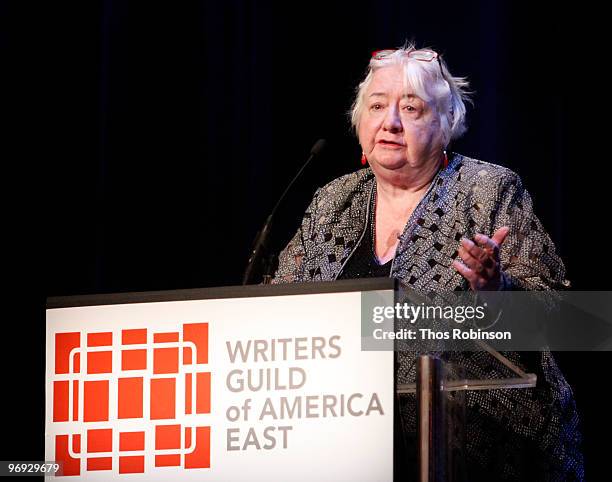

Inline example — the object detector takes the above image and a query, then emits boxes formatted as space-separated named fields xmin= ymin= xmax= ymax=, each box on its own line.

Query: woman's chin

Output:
xmin=373 ymin=157 xmax=408 ymax=171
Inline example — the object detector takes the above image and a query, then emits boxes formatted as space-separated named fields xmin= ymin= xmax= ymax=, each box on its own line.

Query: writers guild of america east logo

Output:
xmin=51 ymin=323 xmax=211 ymax=476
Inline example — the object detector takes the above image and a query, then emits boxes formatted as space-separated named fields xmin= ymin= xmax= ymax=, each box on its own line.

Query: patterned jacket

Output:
xmin=272 ymin=153 xmax=583 ymax=481
xmin=273 ymin=152 xmax=570 ymax=291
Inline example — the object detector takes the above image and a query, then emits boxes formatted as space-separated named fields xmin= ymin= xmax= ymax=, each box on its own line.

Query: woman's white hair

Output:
xmin=349 ymin=42 xmax=472 ymax=148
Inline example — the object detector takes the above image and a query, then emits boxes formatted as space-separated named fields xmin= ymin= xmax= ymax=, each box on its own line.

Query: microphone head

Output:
xmin=310 ymin=138 xmax=327 ymax=156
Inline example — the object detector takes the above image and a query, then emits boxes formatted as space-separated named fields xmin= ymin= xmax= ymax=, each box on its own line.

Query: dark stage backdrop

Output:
xmin=4 ymin=0 xmax=609 ymax=478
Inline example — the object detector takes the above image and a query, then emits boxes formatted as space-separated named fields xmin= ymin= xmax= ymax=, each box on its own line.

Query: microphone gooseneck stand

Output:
xmin=242 ymin=139 xmax=327 ymax=285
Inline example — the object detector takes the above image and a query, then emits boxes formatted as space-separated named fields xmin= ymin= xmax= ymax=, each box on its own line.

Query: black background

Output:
xmin=3 ymin=0 xmax=609 ymax=478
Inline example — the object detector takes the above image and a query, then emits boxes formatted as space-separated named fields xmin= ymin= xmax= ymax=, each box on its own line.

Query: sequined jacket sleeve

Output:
xmin=271 ymin=188 xmax=321 ymax=284
xmin=493 ymin=172 xmax=571 ymax=291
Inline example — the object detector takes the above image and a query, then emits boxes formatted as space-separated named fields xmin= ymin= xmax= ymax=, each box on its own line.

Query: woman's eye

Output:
xmin=370 ymin=103 xmax=384 ymax=111
xmin=402 ymin=105 xmax=417 ymax=112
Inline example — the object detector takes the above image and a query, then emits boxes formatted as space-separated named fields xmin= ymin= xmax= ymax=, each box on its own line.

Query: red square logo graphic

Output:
xmin=87 ymin=428 xmax=112 ymax=472
xmin=120 ymin=431 xmax=145 ymax=451
xmin=122 ymin=349 xmax=146 ymax=370
xmin=154 ymin=347 xmax=179 ymax=374
xmin=87 ymin=428 xmax=112 ymax=453
xmin=53 ymin=380 xmax=78 ymax=422
xmin=154 ymin=332 xmax=179 ymax=343
xmin=87 ymin=457 xmax=112 ymax=471
xmin=55 ymin=332 xmax=80 ymax=374
xmin=52 ymin=323 xmax=211 ymax=476
xmin=155 ymin=424 xmax=181 ymax=450
xmin=155 ymin=424 xmax=182 ymax=468
xmin=87 ymin=332 xmax=112 ymax=347
xmin=55 ymin=434 xmax=80 ymax=476
xmin=183 ymin=323 xmax=208 ymax=364
xmin=87 ymin=351 xmax=112 ymax=374
xmin=84 ymin=380 xmax=109 ymax=422
xmin=150 ymin=378 xmax=176 ymax=419
xmin=118 ymin=377 xmax=143 ymax=419
xmin=122 ymin=328 xmax=147 ymax=345
xmin=120 ymin=456 xmax=144 ymax=474
xmin=119 ymin=432 xmax=145 ymax=474
xmin=185 ymin=426 xmax=211 ymax=469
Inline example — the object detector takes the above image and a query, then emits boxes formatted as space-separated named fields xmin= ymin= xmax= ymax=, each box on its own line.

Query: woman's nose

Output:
xmin=383 ymin=105 xmax=402 ymax=132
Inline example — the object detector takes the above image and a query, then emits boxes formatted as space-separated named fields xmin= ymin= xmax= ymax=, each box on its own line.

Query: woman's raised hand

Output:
xmin=452 ymin=226 xmax=510 ymax=291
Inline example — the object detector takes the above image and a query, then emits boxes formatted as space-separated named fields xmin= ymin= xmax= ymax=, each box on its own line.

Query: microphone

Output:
xmin=242 ymin=139 xmax=327 ymax=285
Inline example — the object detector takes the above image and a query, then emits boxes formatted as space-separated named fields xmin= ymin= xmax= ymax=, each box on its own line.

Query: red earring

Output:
xmin=361 ymin=153 xmax=367 ymax=166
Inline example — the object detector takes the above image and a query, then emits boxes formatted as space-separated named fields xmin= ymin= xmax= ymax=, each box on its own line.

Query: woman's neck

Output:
xmin=374 ymin=153 xmax=443 ymax=203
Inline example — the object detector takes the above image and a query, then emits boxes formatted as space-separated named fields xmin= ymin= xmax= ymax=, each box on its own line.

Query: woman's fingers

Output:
xmin=452 ymin=259 xmax=487 ymax=290
xmin=454 ymin=228 xmax=509 ymax=291
xmin=473 ymin=233 xmax=498 ymax=254
xmin=452 ymin=260 xmax=480 ymax=287
xmin=460 ymin=238 xmax=491 ymax=272
xmin=474 ymin=226 xmax=509 ymax=251
xmin=491 ymin=226 xmax=510 ymax=247
xmin=458 ymin=245 xmax=485 ymax=273
xmin=461 ymin=237 xmax=487 ymax=261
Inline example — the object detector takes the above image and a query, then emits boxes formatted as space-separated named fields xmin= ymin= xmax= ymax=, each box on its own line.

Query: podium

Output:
xmin=46 ymin=279 xmax=535 ymax=481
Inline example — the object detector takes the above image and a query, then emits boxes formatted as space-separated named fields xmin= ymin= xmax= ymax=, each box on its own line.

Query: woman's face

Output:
xmin=358 ymin=64 xmax=443 ymax=175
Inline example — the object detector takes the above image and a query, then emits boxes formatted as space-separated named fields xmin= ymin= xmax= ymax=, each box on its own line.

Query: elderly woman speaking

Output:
xmin=272 ymin=44 xmax=583 ymax=480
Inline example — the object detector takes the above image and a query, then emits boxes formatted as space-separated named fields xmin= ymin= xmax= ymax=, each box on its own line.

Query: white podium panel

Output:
xmin=46 ymin=282 xmax=395 ymax=481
